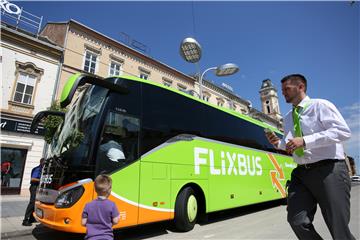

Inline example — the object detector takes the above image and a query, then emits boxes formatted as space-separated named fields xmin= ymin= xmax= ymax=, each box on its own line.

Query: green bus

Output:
xmin=33 ymin=73 xmax=295 ymax=233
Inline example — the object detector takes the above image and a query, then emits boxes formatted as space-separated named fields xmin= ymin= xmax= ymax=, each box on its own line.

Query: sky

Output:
xmin=6 ymin=1 xmax=360 ymax=166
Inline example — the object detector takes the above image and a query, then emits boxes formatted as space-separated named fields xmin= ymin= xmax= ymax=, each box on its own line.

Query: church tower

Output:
xmin=259 ymin=79 xmax=282 ymax=121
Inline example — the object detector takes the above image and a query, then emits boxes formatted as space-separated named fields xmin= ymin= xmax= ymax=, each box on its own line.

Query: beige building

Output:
xmin=40 ymin=20 xmax=194 ymax=101
xmin=0 ymin=22 xmax=63 ymax=195
xmin=40 ymin=19 xmax=282 ymax=127
xmin=39 ymin=20 xmax=259 ymax=118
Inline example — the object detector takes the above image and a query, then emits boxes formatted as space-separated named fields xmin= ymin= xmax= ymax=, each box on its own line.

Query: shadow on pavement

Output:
xmin=203 ymin=198 xmax=286 ymax=225
xmin=32 ymin=225 xmax=84 ymax=240
xmin=114 ymin=222 xmax=172 ymax=240
xmin=30 ymin=222 xmax=171 ymax=240
xmin=30 ymin=198 xmax=285 ymax=240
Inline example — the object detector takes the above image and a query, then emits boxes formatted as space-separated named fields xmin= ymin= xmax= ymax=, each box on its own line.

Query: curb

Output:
xmin=1 ymin=229 xmax=34 ymax=238
xmin=1 ymin=224 xmax=49 ymax=239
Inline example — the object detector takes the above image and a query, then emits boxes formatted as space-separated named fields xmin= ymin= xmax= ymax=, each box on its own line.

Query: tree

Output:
xmin=43 ymin=102 xmax=67 ymax=144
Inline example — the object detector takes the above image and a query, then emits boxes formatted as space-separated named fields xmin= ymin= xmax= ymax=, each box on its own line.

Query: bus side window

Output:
xmin=97 ymin=112 xmax=140 ymax=174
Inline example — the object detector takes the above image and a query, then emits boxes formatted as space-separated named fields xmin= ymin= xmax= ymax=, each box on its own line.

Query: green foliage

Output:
xmin=63 ymin=129 xmax=84 ymax=150
xmin=43 ymin=102 xmax=66 ymax=144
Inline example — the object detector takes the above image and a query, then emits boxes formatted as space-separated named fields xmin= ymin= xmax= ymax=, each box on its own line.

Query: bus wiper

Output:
xmin=31 ymin=110 xmax=65 ymax=133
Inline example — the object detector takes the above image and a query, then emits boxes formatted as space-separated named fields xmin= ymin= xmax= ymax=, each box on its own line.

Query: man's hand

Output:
xmin=265 ymin=131 xmax=280 ymax=148
xmin=286 ymin=137 xmax=305 ymax=154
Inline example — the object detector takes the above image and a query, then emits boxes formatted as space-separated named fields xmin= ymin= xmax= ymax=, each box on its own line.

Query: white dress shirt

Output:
xmin=279 ymin=96 xmax=351 ymax=164
xmin=100 ymin=140 xmax=125 ymax=162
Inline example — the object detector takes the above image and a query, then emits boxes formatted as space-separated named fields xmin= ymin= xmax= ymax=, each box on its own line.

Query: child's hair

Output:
xmin=94 ymin=174 xmax=112 ymax=197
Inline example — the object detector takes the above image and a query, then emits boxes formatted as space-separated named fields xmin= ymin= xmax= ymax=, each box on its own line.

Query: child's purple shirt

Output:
xmin=82 ymin=198 xmax=119 ymax=240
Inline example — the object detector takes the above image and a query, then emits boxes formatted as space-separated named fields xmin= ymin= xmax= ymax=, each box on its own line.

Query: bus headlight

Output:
xmin=55 ymin=186 xmax=84 ymax=208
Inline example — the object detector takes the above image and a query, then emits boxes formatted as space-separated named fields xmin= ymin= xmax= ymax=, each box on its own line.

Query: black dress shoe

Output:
xmin=22 ymin=221 xmax=32 ymax=226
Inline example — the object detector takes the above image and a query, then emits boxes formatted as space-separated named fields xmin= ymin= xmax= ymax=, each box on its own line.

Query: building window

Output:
xmin=9 ymin=61 xmax=43 ymax=112
xmin=139 ymin=72 xmax=149 ymax=80
xmin=162 ymin=77 xmax=173 ymax=87
xmin=177 ymin=84 xmax=187 ymax=93
xmin=202 ymin=94 xmax=210 ymax=102
xmin=217 ymin=98 xmax=225 ymax=107
xmin=84 ymin=50 xmax=98 ymax=74
xmin=163 ymin=81 xmax=171 ymax=87
xmin=138 ymin=67 xmax=150 ymax=80
xmin=13 ymin=72 xmax=36 ymax=105
xmin=265 ymin=100 xmax=271 ymax=114
xmin=109 ymin=61 xmax=122 ymax=76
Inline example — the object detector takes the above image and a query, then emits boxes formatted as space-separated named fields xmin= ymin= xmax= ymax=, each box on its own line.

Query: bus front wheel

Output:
xmin=174 ymin=187 xmax=198 ymax=232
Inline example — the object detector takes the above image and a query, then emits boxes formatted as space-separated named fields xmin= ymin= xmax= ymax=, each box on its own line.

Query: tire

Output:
xmin=174 ymin=187 xmax=198 ymax=232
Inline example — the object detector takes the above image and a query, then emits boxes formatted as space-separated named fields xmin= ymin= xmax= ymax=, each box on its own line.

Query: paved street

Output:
xmin=2 ymin=183 xmax=359 ymax=240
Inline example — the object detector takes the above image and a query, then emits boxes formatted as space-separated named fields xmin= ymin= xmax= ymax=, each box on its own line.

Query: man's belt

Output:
xmin=297 ymin=159 xmax=342 ymax=169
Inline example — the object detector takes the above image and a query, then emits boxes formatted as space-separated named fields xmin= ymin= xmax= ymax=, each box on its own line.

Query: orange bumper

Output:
xmin=34 ymin=181 xmax=94 ymax=233
xmin=34 ymin=181 xmax=174 ymax=233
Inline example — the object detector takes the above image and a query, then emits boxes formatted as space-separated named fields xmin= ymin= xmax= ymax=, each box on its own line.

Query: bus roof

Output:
xmin=60 ymin=73 xmax=282 ymax=134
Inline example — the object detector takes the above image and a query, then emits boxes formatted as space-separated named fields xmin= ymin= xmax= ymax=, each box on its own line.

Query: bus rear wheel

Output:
xmin=174 ymin=187 xmax=198 ymax=232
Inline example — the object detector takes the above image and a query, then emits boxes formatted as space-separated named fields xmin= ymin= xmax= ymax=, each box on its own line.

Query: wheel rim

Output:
xmin=187 ymin=195 xmax=197 ymax=222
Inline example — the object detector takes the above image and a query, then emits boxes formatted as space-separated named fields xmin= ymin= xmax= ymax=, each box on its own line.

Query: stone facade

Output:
xmin=40 ymin=20 xmax=253 ymax=120
xmin=258 ymin=79 xmax=283 ymax=127
xmin=0 ymin=23 xmax=63 ymax=195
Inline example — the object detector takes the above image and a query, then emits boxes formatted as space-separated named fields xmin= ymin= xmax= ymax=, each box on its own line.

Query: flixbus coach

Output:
xmin=32 ymin=73 xmax=296 ymax=233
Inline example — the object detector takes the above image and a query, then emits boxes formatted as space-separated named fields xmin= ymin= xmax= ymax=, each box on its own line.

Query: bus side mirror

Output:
xmin=60 ymin=73 xmax=96 ymax=108
xmin=31 ymin=110 xmax=65 ymax=133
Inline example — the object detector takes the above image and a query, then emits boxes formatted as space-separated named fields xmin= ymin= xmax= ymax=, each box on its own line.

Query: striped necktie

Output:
xmin=292 ymin=106 xmax=304 ymax=157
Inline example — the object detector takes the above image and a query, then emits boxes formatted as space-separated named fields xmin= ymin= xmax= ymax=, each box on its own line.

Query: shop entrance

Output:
xmin=1 ymin=147 xmax=27 ymax=195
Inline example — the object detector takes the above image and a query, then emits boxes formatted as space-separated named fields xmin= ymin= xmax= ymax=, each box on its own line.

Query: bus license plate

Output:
xmin=35 ymin=207 xmax=43 ymax=218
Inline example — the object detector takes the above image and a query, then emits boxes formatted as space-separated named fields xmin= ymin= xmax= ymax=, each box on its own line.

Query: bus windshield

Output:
xmin=48 ymin=85 xmax=108 ymax=166
xmin=39 ymin=85 xmax=109 ymax=190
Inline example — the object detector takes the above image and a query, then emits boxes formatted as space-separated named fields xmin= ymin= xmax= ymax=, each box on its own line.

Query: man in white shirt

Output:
xmin=100 ymin=140 xmax=125 ymax=162
xmin=97 ymin=130 xmax=126 ymax=174
xmin=265 ymin=74 xmax=355 ymax=240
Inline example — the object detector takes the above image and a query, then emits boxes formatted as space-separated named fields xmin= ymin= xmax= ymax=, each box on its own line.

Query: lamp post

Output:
xmin=198 ymin=63 xmax=239 ymax=99
xmin=180 ymin=37 xmax=239 ymax=99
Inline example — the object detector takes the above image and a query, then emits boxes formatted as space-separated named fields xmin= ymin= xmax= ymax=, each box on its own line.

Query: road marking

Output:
xmin=204 ymin=234 xmax=215 ymax=238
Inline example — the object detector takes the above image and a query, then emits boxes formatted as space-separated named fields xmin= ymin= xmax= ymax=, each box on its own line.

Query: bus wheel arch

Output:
xmin=174 ymin=183 xmax=206 ymax=232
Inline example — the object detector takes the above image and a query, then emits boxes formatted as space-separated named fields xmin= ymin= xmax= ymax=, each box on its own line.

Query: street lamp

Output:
xmin=198 ymin=63 xmax=239 ymax=99
xmin=186 ymin=89 xmax=201 ymax=98
xmin=180 ymin=37 xmax=239 ymax=99
xmin=179 ymin=37 xmax=202 ymax=63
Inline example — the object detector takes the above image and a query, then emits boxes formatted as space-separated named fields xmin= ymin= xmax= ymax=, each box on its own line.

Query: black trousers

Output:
xmin=24 ymin=184 xmax=38 ymax=221
xmin=287 ymin=160 xmax=355 ymax=240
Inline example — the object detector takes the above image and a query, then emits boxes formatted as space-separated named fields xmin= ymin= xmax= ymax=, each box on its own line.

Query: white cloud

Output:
xmin=341 ymin=102 xmax=360 ymax=168
xmin=341 ymin=102 xmax=360 ymax=129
